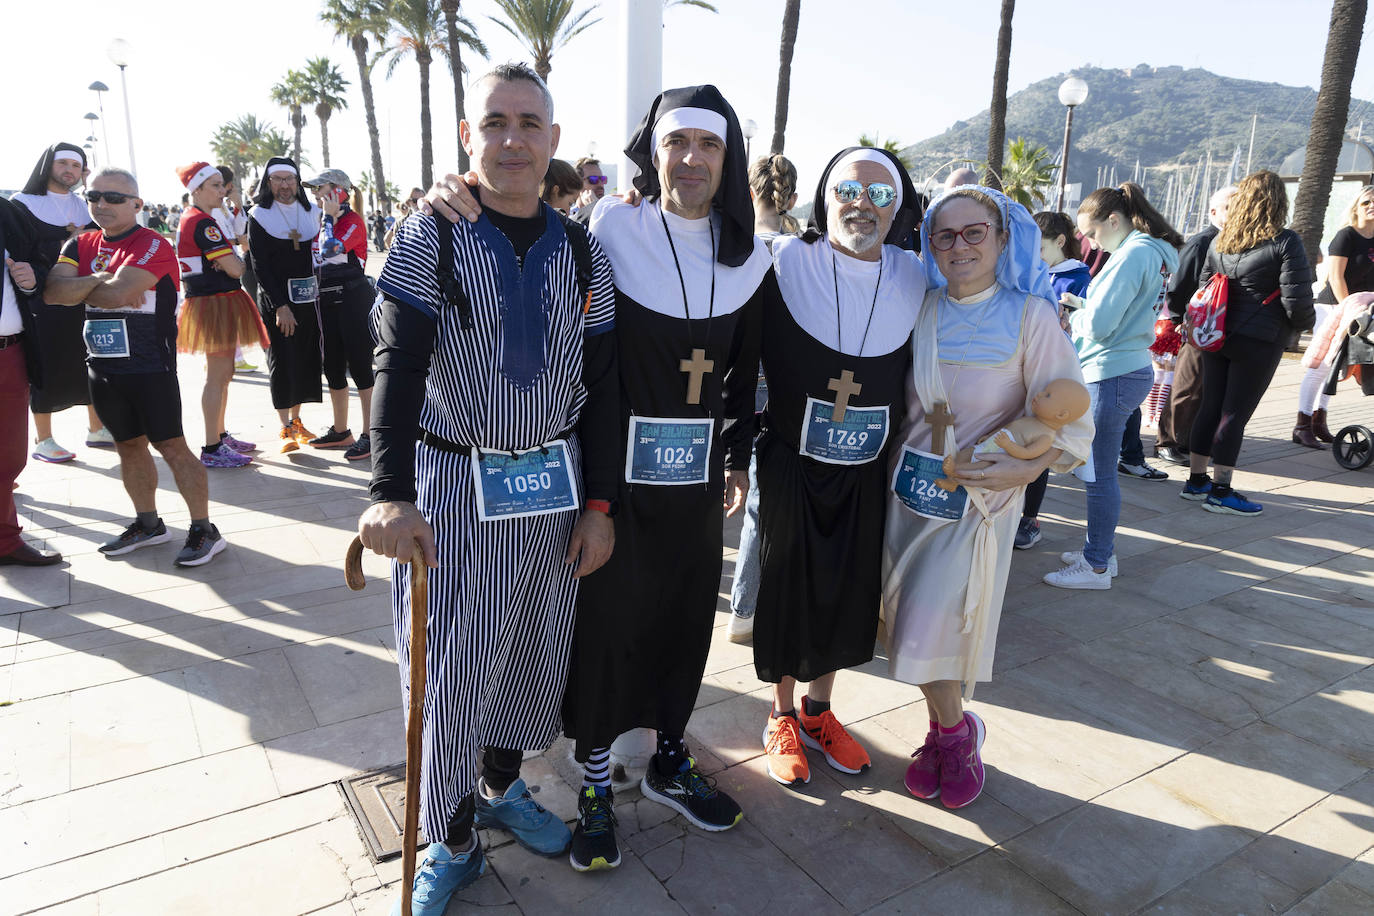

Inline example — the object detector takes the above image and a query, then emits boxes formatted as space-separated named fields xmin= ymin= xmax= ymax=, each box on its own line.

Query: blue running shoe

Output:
xmin=1180 ymin=480 xmax=1212 ymax=501
xmin=1203 ymin=489 xmax=1263 ymax=515
xmin=389 ymin=840 xmax=485 ymax=916
xmin=473 ymin=777 xmax=571 ymax=855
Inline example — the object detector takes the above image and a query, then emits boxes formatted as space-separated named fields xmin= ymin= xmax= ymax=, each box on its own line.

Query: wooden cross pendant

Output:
xmin=826 ymin=369 xmax=862 ymax=423
xmin=679 ymin=348 xmax=715 ymax=406
xmin=288 ymin=229 xmax=302 ymax=251
xmin=927 ymin=400 xmax=955 ymax=453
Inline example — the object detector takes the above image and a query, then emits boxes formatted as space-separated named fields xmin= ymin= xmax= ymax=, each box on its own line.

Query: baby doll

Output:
xmin=937 ymin=378 xmax=1091 ymax=490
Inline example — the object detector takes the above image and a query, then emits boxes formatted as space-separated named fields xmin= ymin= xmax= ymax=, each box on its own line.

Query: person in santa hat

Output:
xmin=174 ymin=161 xmax=269 ymax=468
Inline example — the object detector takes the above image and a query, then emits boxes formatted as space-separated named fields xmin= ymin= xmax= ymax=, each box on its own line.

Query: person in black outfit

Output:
xmin=1173 ymin=171 xmax=1314 ymax=516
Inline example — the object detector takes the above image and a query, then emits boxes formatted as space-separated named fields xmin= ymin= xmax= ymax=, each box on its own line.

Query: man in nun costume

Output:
xmin=248 ymin=156 xmax=322 ymax=451
xmin=753 ymin=147 xmax=926 ymax=789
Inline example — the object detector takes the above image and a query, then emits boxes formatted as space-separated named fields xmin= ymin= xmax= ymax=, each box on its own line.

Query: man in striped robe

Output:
xmin=358 ymin=63 xmax=619 ymax=916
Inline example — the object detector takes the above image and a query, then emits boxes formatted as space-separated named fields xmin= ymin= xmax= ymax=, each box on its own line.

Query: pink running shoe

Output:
xmin=904 ymin=724 xmax=942 ymax=799
xmin=937 ymin=711 xmax=986 ymax=809
xmin=221 ymin=433 xmax=257 ymax=453
xmin=201 ymin=443 xmax=253 ymax=468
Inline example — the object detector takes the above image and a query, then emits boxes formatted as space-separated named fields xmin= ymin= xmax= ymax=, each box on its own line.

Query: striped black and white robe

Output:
xmin=371 ymin=205 xmax=617 ymax=842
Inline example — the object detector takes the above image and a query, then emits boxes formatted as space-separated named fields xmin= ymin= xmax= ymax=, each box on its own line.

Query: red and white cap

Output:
xmin=177 ymin=161 xmax=220 ymax=193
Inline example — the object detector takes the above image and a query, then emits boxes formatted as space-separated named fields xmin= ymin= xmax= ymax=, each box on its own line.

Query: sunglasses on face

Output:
xmin=832 ymin=180 xmax=897 ymax=208
xmin=585 ymin=175 xmax=608 ymax=185
xmin=930 ymin=222 xmax=993 ymax=251
xmin=86 ymin=191 xmax=134 ymax=204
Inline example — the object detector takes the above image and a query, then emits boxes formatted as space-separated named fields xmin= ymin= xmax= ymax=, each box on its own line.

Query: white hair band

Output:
xmin=651 ymin=107 xmax=728 ymax=158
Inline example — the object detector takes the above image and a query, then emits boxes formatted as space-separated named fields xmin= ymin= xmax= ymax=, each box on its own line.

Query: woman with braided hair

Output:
xmin=748 ymin=154 xmax=800 ymax=249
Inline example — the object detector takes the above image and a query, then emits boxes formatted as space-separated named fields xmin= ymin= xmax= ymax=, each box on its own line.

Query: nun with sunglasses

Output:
xmin=881 ymin=186 xmax=1092 ymax=809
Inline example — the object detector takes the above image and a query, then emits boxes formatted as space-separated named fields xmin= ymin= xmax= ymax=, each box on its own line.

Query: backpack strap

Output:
xmin=557 ymin=211 xmax=595 ymax=313
xmin=433 ymin=214 xmax=475 ymax=330
xmin=1261 ymin=289 xmax=1281 ymax=305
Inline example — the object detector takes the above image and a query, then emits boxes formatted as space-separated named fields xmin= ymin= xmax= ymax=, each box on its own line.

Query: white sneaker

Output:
xmin=32 ymin=437 xmax=75 ymax=463
xmin=1058 ymin=550 xmax=1119 ymax=577
xmin=1044 ymin=557 xmax=1113 ymax=590
xmin=727 ymin=611 xmax=753 ymax=644
xmin=85 ymin=426 xmax=116 ymax=448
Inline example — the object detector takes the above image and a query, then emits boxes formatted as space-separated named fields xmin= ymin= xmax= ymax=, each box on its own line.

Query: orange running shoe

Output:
xmin=761 ymin=714 xmax=810 ymax=787
xmin=289 ymin=417 xmax=316 ymax=445
xmin=798 ymin=708 xmax=871 ymax=774
xmin=279 ymin=424 xmax=299 ymax=454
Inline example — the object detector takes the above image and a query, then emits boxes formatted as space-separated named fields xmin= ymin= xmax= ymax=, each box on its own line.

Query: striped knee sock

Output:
xmin=582 ymin=746 xmax=612 ymax=789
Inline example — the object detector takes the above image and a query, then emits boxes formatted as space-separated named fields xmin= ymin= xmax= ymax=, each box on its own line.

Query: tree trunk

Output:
xmin=318 ymin=106 xmax=332 ymax=167
xmin=419 ymin=54 xmax=434 ymax=190
xmin=536 ymin=56 xmax=551 ymax=84
xmin=442 ymin=0 xmax=470 ymax=173
xmin=770 ymin=0 xmax=801 ymax=155
xmin=292 ymin=106 xmax=304 ymax=164
xmin=983 ymin=0 xmax=1015 ymax=191
xmin=1293 ymin=0 xmax=1368 ymax=262
xmin=354 ymin=35 xmax=390 ymax=210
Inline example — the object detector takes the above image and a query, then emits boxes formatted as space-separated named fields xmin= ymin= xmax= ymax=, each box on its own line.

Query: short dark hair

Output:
xmin=217 ymin=164 xmax=235 ymax=185
xmin=574 ymin=157 xmax=601 ymax=177
xmin=542 ymin=158 xmax=583 ymax=202
xmin=473 ymin=62 xmax=554 ymax=121
xmin=1033 ymin=210 xmax=1081 ymax=261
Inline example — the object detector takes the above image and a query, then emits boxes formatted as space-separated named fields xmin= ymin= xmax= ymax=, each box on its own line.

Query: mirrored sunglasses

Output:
xmin=585 ymin=175 xmax=609 ymax=185
xmin=832 ymin=180 xmax=897 ymax=208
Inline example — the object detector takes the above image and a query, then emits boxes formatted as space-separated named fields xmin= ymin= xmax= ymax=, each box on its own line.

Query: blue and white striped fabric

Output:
xmin=374 ymin=207 xmax=616 ymax=841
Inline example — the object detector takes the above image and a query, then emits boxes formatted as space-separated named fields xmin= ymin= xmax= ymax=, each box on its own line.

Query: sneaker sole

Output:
xmin=760 ymin=724 xmax=810 ymax=786
xmin=727 ymin=617 xmax=753 ymax=644
xmin=202 ymin=459 xmax=253 ymax=469
xmin=1202 ymin=501 xmax=1262 ymax=516
xmin=1057 ymin=552 xmax=1118 ymax=578
xmin=638 ymin=775 xmax=744 ymax=832
xmin=100 ymin=531 xmax=172 ymax=556
xmin=85 ymin=441 xmax=116 ymax=449
xmin=1044 ymin=572 xmax=1112 ymax=590
xmin=569 ymin=847 xmax=622 ymax=872
xmin=175 ymin=536 xmax=227 ymax=568
xmin=1013 ymin=534 xmax=1041 ymax=550
xmin=32 ymin=452 xmax=76 ymax=463
xmin=798 ymin=726 xmax=869 ymax=774
xmin=473 ymin=809 xmax=571 ymax=857
xmin=309 ymin=440 xmax=355 ymax=449
xmin=941 ymin=712 xmax=986 ymax=810
xmin=1179 ymin=490 xmax=1210 ymax=501
xmin=344 ymin=451 xmax=372 ymax=462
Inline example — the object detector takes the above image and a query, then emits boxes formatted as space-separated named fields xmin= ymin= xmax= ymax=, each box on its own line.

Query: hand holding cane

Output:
xmin=345 ymin=536 xmax=428 ymax=915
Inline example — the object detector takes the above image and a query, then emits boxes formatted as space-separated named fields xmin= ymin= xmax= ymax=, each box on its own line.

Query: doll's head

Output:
xmin=1031 ymin=378 xmax=1090 ymax=430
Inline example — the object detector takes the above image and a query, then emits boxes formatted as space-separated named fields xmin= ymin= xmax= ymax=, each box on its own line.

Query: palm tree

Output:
xmin=385 ymin=0 xmax=477 ymax=188
xmin=211 ymin=114 xmax=293 ymax=188
xmin=769 ymin=0 xmax=801 ymax=155
xmin=322 ymin=0 xmax=392 ymax=208
xmin=857 ymin=132 xmax=914 ymax=170
xmin=983 ymin=0 xmax=1015 ymax=191
xmin=270 ymin=69 xmax=311 ymax=163
xmin=1293 ymin=0 xmax=1369 ymax=261
xmin=996 ymin=137 xmax=1055 ymax=210
xmin=664 ymin=0 xmax=717 ymax=10
xmin=301 ymin=57 xmax=350 ymax=168
xmin=487 ymin=0 xmax=600 ymax=84
xmin=440 ymin=0 xmax=488 ymax=173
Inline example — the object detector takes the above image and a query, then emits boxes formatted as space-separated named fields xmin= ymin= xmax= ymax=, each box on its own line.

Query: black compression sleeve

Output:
xmin=719 ymin=269 xmax=770 ymax=471
xmin=576 ymin=331 xmax=620 ymax=501
xmin=369 ymin=298 xmax=436 ymax=504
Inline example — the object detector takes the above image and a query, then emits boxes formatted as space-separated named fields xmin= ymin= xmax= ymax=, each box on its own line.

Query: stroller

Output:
xmin=1327 ymin=308 xmax=1374 ymax=470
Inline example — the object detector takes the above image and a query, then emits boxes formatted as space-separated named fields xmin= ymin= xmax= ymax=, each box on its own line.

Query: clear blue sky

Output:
xmin=3 ymin=0 xmax=1366 ymax=205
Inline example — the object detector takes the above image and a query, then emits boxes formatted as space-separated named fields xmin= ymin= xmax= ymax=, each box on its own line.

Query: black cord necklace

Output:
xmin=659 ymin=205 xmax=717 ymax=347
xmin=831 ymin=244 xmax=882 ymax=357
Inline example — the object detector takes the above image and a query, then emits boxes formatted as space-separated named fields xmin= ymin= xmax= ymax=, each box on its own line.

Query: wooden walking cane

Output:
xmin=346 ymin=536 xmax=428 ymax=916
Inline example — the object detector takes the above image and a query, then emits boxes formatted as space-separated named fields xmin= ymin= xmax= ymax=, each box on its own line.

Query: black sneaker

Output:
xmin=569 ymin=785 xmax=620 ymax=872
xmin=344 ymin=433 xmax=371 ymax=462
xmin=175 ymin=523 xmax=227 ymax=567
xmin=640 ymin=754 xmax=742 ymax=832
xmin=1013 ymin=517 xmax=1042 ymax=550
xmin=1118 ymin=460 xmax=1168 ymax=480
xmin=308 ymin=426 xmax=354 ymax=449
xmin=99 ymin=519 xmax=171 ymax=556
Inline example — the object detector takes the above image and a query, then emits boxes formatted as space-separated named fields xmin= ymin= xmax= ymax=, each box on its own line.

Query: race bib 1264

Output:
xmin=892 ymin=446 xmax=968 ymax=522
xmin=625 ymin=416 xmax=712 ymax=485
xmin=470 ymin=439 xmax=578 ymax=522
xmin=800 ymin=397 xmax=888 ymax=465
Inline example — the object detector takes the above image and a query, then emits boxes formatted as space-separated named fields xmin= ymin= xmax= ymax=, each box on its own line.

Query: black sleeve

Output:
xmin=719 ymin=268 xmax=770 ymax=471
xmin=368 ymin=297 xmax=437 ymax=504
xmin=1165 ymin=232 xmax=1211 ymax=321
xmin=248 ymin=219 xmax=283 ymax=310
xmin=577 ymin=331 xmax=619 ymax=501
xmin=1328 ymin=227 xmax=1361 ymax=258
xmin=1277 ymin=230 xmax=1316 ymax=332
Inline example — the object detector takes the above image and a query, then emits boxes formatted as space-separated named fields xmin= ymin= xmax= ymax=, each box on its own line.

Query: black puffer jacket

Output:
xmin=1198 ymin=228 xmax=1315 ymax=344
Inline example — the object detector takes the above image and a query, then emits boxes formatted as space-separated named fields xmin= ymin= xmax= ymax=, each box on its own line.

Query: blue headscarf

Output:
xmin=919 ymin=185 xmax=1055 ymax=303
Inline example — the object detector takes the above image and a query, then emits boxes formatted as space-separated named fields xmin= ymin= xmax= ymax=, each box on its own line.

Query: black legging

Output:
xmin=443 ymin=745 xmax=524 ymax=845
xmin=1022 ymin=468 xmax=1049 ymax=519
xmin=1189 ymin=334 xmax=1286 ymax=467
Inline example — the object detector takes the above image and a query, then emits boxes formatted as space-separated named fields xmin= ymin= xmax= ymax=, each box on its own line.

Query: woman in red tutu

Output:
xmin=174 ymin=162 xmax=270 ymax=468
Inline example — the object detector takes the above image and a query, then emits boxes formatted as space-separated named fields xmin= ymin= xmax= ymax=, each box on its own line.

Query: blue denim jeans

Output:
xmin=1083 ymin=367 xmax=1153 ymax=569
xmin=1119 ymin=407 xmax=1144 ymax=465
xmin=729 ymin=452 xmax=761 ymax=616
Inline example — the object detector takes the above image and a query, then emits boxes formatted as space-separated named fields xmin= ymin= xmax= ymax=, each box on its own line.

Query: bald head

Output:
xmin=945 ymin=167 xmax=979 ymax=190
xmin=1209 ymin=185 xmax=1237 ymax=229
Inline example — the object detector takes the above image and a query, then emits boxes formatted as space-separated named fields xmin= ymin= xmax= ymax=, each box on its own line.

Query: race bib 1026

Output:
xmin=625 ymin=416 xmax=713 ymax=485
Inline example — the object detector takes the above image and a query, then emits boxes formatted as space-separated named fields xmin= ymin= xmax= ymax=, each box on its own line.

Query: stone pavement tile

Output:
xmin=0 ymin=744 xmax=277 ymax=880
xmin=1237 ymin=773 xmax=1374 ymax=896
xmin=999 ymin=778 xmax=1254 ymax=914
xmin=83 ymin=816 xmax=370 ymax=916
xmin=184 ymin=648 xmax=319 ymax=755
xmin=640 ymin=814 xmax=845 ymax=915
xmin=1210 ymin=584 xmax=1374 ymax=656
xmin=0 ymin=788 xmax=344 ymax=913
xmin=1283 ymin=876 xmax=1374 ymax=915
xmin=349 ymin=881 xmax=523 ymax=916
xmin=1145 ymin=722 xmax=1367 ymax=833
xmin=1139 ymin=856 xmax=1300 ymax=915
xmin=68 ymin=671 xmax=202 ymax=788
xmin=0 ymin=614 xmax=17 ymax=645
xmin=864 ymin=851 xmax=1080 ymax=915
xmin=1170 ymin=604 xmax=1372 ymax=684
xmin=65 ymin=541 xmax=249 ymax=606
xmin=827 ymin=714 xmax=1033 ymax=867
xmin=264 ymin=708 xmax=404 ymax=796
xmin=486 ymin=835 xmax=685 ymax=915
xmin=821 ymin=656 xmax=926 ymax=723
xmin=680 ymin=688 xmax=773 ymax=770
xmin=1012 ymin=586 xmax=1171 ymax=643
xmin=1111 ymin=555 xmax=1273 ymax=610
xmin=0 ymin=692 xmax=70 ymax=806
xmin=1075 ymin=619 xmax=1328 ymax=728
xmin=991 ymin=614 xmax=1079 ymax=675
xmin=702 ymin=621 xmax=758 ymax=677
xmin=284 ymin=634 xmax=398 ymax=726
xmin=1266 ymin=667 xmax=1374 ymax=767
xmin=721 ymin=755 xmax=941 ymax=910
xmin=0 ymin=560 xmax=70 ymax=614
xmin=697 ymin=662 xmax=770 ymax=711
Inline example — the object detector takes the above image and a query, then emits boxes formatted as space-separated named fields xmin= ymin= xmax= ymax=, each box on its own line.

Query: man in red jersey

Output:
xmin=44 ymin=167 xmax=228 ymax=567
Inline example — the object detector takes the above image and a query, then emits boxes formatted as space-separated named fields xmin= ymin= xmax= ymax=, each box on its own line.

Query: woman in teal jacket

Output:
xmin=1046 ymin=183 xmax=1182 ymax=589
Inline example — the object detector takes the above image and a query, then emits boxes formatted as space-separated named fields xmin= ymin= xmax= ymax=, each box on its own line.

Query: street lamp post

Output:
xmin=1057 ymin=76 xmax=1089 ymax=212
xmin=83 ymin=114 xmax=100 ymax=168
xmin=89 ymin=81 xmax=111 ymax=163
xmin=742 ymin=119 xmax=758 ymax=163
xmin=106 ymin=40 xmax=137 ymax=178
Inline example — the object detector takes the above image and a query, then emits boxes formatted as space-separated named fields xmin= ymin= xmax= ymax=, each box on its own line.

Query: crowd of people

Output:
xmin=0 ymin=60 xmax=1364 ymax=916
